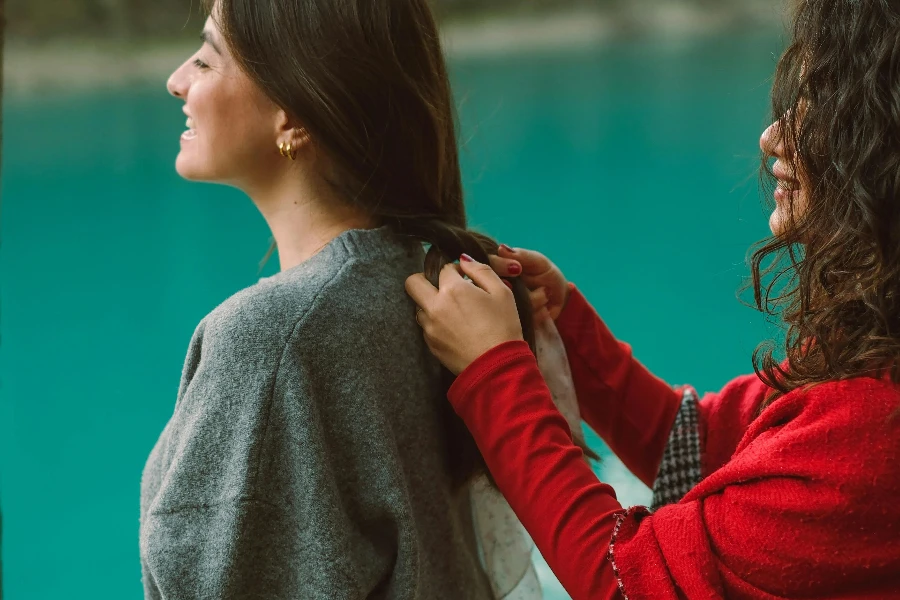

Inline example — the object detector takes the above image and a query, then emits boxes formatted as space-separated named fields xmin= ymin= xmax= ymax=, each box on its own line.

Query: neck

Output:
xmin=246 ymin=169 xmax=375 ymax=272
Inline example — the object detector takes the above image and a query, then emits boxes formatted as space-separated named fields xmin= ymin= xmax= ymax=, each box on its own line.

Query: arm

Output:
xmin=449 ymin=343 xmax=900 ymax=600
xmin=555 ymin=285 xmax=683 ymax=486
xmin=448 ymin=341 xmax=624 ymax=600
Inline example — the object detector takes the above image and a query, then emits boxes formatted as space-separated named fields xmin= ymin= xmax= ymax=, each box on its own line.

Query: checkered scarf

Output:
xmin=651 ymin=389 xmax=702 ymax=510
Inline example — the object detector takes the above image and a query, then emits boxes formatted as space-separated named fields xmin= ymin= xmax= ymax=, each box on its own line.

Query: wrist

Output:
xmin=449 ymin=340 xmax=534 ymax=408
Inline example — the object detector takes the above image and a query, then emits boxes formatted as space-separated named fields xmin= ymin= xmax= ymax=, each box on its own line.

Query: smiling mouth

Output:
xmin=772 ymin=162 xmax=801 ymax=193
xmin=182 ymin=117 xmax=197 ymax=141
xmin=774 ymin=178 xmax=801 ymax=203
xmin=777 ymin=179 xmax=800 ymax=192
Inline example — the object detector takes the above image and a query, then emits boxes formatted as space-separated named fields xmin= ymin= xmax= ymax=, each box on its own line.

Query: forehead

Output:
xmin=200 ymin=15 xmax=229 ymax=60
xmin=203 ymin=15 xmax=220 ymax=37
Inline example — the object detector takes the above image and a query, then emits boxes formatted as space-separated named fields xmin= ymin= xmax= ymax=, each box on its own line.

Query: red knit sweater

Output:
xmin=448 ymin=286 xmax=900 ymax=599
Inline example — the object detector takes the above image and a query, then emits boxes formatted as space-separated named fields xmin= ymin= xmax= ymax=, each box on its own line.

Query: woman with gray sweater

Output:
xmin=140 ymin=0 xmax=537 ymax=598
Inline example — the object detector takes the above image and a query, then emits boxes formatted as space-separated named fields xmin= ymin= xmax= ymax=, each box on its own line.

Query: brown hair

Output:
xmin=751 ymin=0 xmax=900 ymax=402
xmin=206 ymin=0 xmax=594 ymax=487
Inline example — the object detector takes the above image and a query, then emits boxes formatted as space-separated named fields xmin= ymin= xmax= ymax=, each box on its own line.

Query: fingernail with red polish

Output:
xmin=460 ymin=254 xmax=474 ymax=262
xmin=507 ymin=263 xmax=522 ymax=275
xmin=500 ymin=244 xmax=514 ymax=253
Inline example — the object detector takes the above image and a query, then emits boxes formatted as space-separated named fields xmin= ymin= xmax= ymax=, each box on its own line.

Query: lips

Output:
xmin=773 ymin=163 xmax=801 ymax=194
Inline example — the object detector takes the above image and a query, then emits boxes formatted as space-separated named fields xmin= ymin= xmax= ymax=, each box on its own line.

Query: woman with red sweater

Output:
xmin=406 ymin=1 xmax=900 ymax=598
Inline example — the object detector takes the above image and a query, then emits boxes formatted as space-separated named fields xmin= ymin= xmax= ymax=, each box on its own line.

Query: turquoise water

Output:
xmin=1 ymin=28 xmax=782 ymax=599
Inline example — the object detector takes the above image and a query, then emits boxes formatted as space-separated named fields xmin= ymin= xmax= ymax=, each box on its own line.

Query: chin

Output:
xmin=175 ymin=153 xmax=214 ymax=182
xmin=769 ymin=211 xmax=783 ymax=237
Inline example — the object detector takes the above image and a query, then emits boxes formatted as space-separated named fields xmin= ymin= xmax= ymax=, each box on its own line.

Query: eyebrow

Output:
xmin=200 ymin=30 xmax=223 ymax=55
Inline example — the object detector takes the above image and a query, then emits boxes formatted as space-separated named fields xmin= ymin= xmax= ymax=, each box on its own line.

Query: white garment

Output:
xmin=470 ymin=318 xmax=587 ymax=599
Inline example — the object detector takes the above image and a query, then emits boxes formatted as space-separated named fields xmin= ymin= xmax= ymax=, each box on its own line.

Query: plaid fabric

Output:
xmin=651 ymin=388 xmax=702 ymax=510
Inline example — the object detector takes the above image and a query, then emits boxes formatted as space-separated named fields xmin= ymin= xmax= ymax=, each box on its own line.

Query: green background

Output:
xmin=1 ymin=28 xmax=783 ymax=599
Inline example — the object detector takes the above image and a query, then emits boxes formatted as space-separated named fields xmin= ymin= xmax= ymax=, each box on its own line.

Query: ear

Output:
xmin=274 ymin=109 xmax=312 ymax=153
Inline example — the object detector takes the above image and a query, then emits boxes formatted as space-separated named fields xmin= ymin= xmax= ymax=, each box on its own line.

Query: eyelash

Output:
xmin=194 ymin=58 xmax=209 ymax=70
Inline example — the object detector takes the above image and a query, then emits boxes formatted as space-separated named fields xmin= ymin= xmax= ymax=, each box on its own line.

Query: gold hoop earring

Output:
xmin=278 ymin=140 xmax=298 ymax=160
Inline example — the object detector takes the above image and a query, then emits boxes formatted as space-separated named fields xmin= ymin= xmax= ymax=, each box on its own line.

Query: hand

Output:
xmin=488 ymin=245 xmax=571 ymax=322
xmin=406 ymin=255 xmax=524 ymax=375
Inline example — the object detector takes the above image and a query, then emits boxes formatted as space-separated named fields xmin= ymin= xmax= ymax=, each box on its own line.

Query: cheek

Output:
xmin=178 ymin=79 xmax=275 ymax=181
xmin=208 ymin=98 xmax=270 ymax=158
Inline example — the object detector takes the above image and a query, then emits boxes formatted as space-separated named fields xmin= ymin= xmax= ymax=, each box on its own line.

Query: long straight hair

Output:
xmin=209 ymin=0 xmax=595 ymax=487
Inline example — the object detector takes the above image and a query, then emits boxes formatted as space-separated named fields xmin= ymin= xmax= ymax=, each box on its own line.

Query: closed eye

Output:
xmin=194 ymin=58 xmax=210 ymax=70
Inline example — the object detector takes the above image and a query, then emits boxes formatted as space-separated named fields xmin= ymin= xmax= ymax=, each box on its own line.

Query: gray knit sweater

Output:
xmin=140 ymin=227 xmax=493 ymax=600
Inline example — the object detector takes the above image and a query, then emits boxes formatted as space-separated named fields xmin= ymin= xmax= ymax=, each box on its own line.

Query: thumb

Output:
xmin=459 ymin=254 xmax=505 ymax=294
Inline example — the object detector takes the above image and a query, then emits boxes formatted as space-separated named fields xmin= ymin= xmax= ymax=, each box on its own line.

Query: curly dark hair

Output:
xmin=751 ymin=0 xmax=900 ymax=401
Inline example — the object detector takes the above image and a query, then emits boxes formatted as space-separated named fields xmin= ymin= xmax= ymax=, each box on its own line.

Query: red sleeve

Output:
xmin=449 ymin=341 xmax=623 ymax=599
xmin=450 ymin=343 xmax=900 ymax=600
xmin=555 ymin=285 xmax=683 ymax=486
xmin=696 ymin=372 xmax=769 ymax=475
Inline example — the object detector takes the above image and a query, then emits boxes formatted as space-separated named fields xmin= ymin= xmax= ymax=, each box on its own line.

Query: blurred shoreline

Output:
xmin=4 ymin=3 xmax=784 ymax=95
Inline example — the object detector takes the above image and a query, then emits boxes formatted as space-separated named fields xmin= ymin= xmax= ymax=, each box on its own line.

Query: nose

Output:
xmin=167 ymin=59 xmax=191 ymax=99
xmin=760 ymin=119 xmax=782 ymax=158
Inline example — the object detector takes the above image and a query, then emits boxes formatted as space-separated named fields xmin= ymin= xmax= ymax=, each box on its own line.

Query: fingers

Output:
xmin=414 ymin=307 xmax=430 ymax=329
xmin=405 ymin=273 xmax=438 ymax=309
xmin=530 ymin=287 xmax=549 ymax=312
xmin=438 ymin=262 xmax=466 ymax=290
xmin=459 ymin=254 xmax=507 ymax=294
xmin=497 ymin=245 xmax=551 ymax=273
xmin=488 ymin=255 xmax=523 ymax=278
xmin=534 ymin=306 xmax=553 ymax=324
